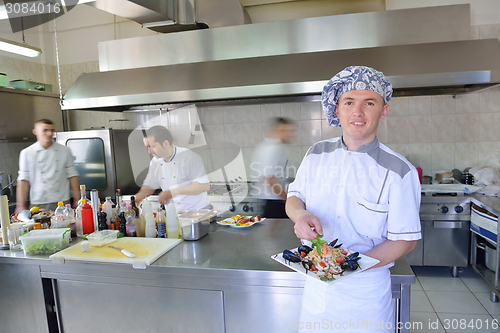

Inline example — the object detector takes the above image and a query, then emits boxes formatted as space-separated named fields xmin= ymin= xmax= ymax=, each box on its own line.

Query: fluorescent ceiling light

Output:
xmin=0 ymin=37 xmax=42 ymax=57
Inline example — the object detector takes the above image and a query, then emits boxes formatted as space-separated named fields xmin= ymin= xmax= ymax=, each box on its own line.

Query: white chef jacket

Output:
xmin=287 ymin=137 xmax=421 ymax=332
xmin=251 ymin=138 xmax=290 ymax=200
xmin=142 ymin=146 xmax=210 ymax=212
xmin=18 ymin=142 xmax=79 ymax=205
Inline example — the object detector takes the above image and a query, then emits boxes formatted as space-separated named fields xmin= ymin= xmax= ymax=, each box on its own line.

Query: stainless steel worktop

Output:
xmin=0 ymin=219 xmax=414 ymax=283
xmin=471 ymin=193 xmax=500 ymax=216
xmin=0 ymin=219 xmax=415 ymax=333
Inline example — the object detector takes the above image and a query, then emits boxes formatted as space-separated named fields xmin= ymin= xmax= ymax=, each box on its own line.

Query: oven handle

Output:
xmin=432 ymin=221 xmax=463 ymax=229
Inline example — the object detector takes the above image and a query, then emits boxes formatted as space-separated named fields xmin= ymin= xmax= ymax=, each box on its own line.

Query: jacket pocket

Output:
xmin=353 ymin=197 xmax=389 ymax=240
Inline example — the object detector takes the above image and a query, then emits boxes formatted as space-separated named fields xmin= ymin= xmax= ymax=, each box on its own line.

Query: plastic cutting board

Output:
xmin=50 ymin=237 xmax=181 ymax=269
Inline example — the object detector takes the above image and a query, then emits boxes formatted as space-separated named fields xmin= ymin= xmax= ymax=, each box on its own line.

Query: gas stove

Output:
xmin=207 ymin=182 xmax=264 ymax=217
xmin=405 ymin=185 xmax=472 ymax=276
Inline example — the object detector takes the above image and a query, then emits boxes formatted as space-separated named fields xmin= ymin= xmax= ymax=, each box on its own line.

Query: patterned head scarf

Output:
xmin=321 ymin=66 xmax=393 ymax=127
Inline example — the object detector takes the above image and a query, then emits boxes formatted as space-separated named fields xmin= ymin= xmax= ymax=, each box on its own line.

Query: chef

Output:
xmin=286 ymin=66 xmax=421 ymax=332
xmin=251 ymin=117 xmax=296 ymax=218
xmin=15 ymin=119 xmax=80 ymax=213
xmin=134 ymin=126 xmax=210 ymax=212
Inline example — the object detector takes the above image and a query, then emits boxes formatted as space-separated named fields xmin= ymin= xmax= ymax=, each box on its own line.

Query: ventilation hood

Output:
xmin=62 ymin=5 xmax=500 ymax=111
xmin=86 ymin=0 xmax=249 ymax=32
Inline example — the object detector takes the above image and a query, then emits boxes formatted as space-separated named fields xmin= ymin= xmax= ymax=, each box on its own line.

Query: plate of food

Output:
xmin=217 ymin=215 xmax=266 ymax=228
xmin=271 ymin=235 xmax=379 ymax=284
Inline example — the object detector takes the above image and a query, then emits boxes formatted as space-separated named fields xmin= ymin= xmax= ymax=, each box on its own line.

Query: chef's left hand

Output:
xmin=158 ymin=190 xmax=173 ymax=205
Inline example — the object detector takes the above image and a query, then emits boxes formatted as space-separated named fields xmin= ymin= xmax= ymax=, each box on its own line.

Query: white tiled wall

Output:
xmin=63 ymin=84 xmax=500 ymax=183
xmin=1 ymin=23 xmax=500 ymax=184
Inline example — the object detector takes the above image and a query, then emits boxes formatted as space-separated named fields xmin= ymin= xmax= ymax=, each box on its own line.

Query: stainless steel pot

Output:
xmin=479 ymin=243 xmax=497 ymax=272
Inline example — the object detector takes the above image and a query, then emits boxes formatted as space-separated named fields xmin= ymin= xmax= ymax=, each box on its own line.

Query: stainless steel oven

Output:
xmin=405 ymin=193 xmax=471 ymax=277
xmin=55 ymin=129 xmax=142 ymax=199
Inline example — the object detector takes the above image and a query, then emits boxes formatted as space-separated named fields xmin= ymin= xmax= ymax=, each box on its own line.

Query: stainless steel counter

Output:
xmin=0 ymin=219 xmax=415 ymax=333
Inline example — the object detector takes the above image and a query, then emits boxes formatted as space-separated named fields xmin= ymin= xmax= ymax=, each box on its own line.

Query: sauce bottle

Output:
xmin=81 ymin=201 xmax=94 ymax=234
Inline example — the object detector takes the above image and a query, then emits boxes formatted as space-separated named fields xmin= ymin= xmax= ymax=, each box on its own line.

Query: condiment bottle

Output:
xmin=125 ymin=205 xmax=136 ymax=236
xmin=97 ymin=211 xmax=108 ymax=231
xmin=118 ymin=212 xmax=127 ymax=236
xmin=131 ymin=196 xmax=140 ymax=217
xmin=166 ymin=201 xmax=179 ymax=239
xmin=144 ymin=212 xmax=156 ymax=238
xmin=54 ymin=201 xmax=65 ymax=216
xmin=156 ymin=208 xmax=166 ymax=238
xmin=102 ymin=197 xmax=113 ymax=228
xmin=81 ymin=201 xmax=94 ymax=234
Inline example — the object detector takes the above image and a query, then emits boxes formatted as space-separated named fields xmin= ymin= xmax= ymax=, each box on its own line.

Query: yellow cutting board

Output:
xmin=50 ymin=237 xmax=182 ymax=269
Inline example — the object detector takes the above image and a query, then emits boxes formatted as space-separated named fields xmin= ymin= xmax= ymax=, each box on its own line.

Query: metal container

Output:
xmin=181 ymin=221 xmax=210 ymax=241
xmin=484 ymin=243 xmax=497 ymax=272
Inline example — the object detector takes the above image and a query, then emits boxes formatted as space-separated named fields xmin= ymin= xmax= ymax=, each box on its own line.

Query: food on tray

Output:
xmin=229 ymin=215 xmax=261 ymax=225
xmin=281 ymin=235 xmax=362 ymax=282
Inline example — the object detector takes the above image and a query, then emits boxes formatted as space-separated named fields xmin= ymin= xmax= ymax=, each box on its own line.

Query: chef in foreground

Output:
xmin=286 ymin=66 xmax=421 ymax=332
xmin=134 ymin=126 xmax=210 ymax=211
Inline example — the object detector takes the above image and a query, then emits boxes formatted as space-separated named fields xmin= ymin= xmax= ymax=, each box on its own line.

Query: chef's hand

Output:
xmin=293 ymin=210 xmax=323 ymax=241
xmin=14 ymin=205 xmax=26 ymax=215
xmin=158 ymin=190 xmax=173 ymax=205
xmin=72 ymin=198 xmax=79 ymax=209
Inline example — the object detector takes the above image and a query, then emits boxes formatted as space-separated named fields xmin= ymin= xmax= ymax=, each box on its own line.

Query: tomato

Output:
xmin=335 ymin=257 xmax=344 ymax=263
xmin=310 ymin=265 xmax=318 ymax=271
xmin=340 ymin=249 xmax=348 ymax=255
xmin=319 ymin=262 xmax=326 ymax=268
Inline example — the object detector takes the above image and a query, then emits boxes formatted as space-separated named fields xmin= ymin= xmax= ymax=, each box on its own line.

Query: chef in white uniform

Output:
xmin=286 ymin=66 xmax=421 ymax=332
xmin=135 ymin=126 xmax=210 ymax=212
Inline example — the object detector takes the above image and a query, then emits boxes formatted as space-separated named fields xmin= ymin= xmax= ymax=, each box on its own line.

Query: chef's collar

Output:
xmin=34 ymin=141 xmax=56 ymax=151
xmin=162 ymin=145 xmax=177 ymax=163
xmin=340 ymin=137 xmax=379 ymax=153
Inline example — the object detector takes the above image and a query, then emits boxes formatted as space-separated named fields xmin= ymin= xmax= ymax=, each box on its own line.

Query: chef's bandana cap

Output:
xmin=321 ymin=66 xmax=393 ymax=127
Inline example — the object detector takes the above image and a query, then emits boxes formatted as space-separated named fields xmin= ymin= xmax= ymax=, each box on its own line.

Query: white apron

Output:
xmin=298 ymin=268 xmax=393 ymax=332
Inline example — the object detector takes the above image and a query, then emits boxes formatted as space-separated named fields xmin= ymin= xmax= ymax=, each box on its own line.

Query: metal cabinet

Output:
xmin=56 ymin=279 xmax=225 ymax=333
xmin=0 ymin=262 xmax=49 ymax=333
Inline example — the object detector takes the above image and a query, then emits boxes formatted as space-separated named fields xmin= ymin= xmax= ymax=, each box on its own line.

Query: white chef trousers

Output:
xmin=298 ymin=268 xmax=393 ymax=332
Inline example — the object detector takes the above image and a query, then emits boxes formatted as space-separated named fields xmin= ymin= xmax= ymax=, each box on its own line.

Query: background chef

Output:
xmin=134 ymin=126 xmax=210 ymax=212
xmin=286 ymin=66 xmax=422 ymax=332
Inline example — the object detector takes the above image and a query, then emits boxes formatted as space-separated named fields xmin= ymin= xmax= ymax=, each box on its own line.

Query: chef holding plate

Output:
xmin=286 ymin=66 xmax=421 ymax=332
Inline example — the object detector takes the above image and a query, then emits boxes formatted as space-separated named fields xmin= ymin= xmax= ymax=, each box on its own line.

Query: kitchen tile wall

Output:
xmin=1 ymin=22 xmax=500 ymax=185
xmin=60 ymin=84 xmax=500 ymax=183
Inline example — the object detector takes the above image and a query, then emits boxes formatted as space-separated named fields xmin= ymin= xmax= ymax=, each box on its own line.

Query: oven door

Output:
xmin=423 ymin=220 xmax=470 ymax=267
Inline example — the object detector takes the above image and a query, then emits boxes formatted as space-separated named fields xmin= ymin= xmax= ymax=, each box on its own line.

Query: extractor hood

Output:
xmin=86 ymin=0 xmax=249 ymax=33
xmin=62 ymin=5 xmax=500 ymax=111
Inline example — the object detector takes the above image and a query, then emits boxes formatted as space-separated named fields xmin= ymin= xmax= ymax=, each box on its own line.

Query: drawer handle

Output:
xmin=433 ymin=221 xmax=462 ymax=229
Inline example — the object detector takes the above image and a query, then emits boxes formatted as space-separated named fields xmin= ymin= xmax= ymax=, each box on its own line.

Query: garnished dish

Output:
xmin=217 ymin=215 xmax=265 ymax=228
xmin=272 ymin=235 xmax=379 ymax=284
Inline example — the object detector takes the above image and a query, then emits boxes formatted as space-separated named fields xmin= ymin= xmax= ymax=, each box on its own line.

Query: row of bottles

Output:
xmin=73 ymin=185 xmax=180 ymax=239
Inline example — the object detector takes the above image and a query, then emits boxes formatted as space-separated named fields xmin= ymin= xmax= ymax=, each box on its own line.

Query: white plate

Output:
xmin=271 ymin=247 xmax=379 ymax=285
xmin=217 ymin=216 xmax=266 ymax=228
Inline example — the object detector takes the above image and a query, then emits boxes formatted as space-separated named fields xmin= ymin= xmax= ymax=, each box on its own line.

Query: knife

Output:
xmin=109 ymin=246 xmax=136 ymax=258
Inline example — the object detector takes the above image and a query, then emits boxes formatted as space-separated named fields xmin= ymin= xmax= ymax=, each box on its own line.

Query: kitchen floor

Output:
xmin=410 ymin=266 xmax=500 ymax=332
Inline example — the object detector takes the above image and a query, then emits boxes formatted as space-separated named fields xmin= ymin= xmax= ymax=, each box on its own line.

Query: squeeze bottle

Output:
xmin=144 ymin=212 xmax=156 ymax=238
xmin=81 ymin=202 xmax=94 ymax=234
xmin=166 ymin=202 xmax=179 ymax=239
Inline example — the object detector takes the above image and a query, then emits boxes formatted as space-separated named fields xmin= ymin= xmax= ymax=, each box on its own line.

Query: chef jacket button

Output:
xmin=337 ymin=215 xmax=340 ymax=219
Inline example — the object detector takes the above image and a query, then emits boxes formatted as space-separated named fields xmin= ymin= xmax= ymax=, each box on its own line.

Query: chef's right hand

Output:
xmin=293 ymin=211 xmax=323 ymax=241
xmin=14 ymin=205 xmax=26 ymax=215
